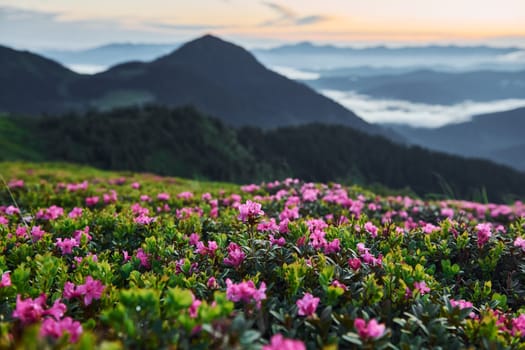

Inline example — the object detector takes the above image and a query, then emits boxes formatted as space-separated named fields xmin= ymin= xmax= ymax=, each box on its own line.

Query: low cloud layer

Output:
xmin=321 ymin=90 xmax=525 ymax=128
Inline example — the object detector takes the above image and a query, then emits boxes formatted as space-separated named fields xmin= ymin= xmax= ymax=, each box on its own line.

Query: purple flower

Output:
xmin=223 ymin=242 xmax=245 ymax=268
xmin=296 ymin=293 xmax=319 ymax=317
xmin=55 ymin=238 xmax=80 ymax=255
xmin=68 ymin=207 xmax=83 ymax=218
xmin=514 ymin=237 xmax=525 ymax=252
xmin=31 ymin=226 xmax=46 ymax=242
xmin=348 ymin=258 xmax=361 ymax=270
xmin=476 ymin=223 xmax=492 ymax=248
xmin=13 ymin=294 xmax=47 ymax=324
xmin=40 ymin=317 xmax=83 ymax=343
xmin=354 ymin=318 xmax=386 ymax=339
xmin=225 ymin=278 xmax=267 ymax=309
xmin=76 ymin=276 xmax=105 ymax=306
xmin=414 ymin=281 xmax=430 ymax=295
xmin=136 ymin=248 xmax=151 ymax=268
xmin=364 ymin=222 xmax=379 ymax=237
xmin=178 ymin=191 xmax=194 ymax=200
xmin=157 ymin=192 xmax=170 ymax=201
xmin=0 ymin=272 xmax=11 ymax=288
xmin=85 ymin=196 xmax=99 ymax=207
xmin=45 ymin=299 xmax=67 ymax=320
xmin=263 ymin=334 xmax=306 ymax=350
xmin=238 ymin=200 xmax=264 ymax=222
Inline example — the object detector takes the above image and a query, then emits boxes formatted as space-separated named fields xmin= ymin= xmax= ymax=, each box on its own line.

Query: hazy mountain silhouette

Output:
xmin=42 ymin=43 xmax=178 ymax=67
xmin=307 ymin=69 xmax=525 ymax=104
xmin=1 ymin=35 xmax=395 ymax=138
xmin=0 ymin=45 xmax=77 ymax=114
xmin=393 ymin=107 xmax=525 ymax=171
xmin=253 ymin=43 xmax=523 ymax=71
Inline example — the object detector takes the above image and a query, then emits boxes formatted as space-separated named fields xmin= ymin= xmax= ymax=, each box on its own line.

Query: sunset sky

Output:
xmin=1 ymin=0 xmax=525 ymax=49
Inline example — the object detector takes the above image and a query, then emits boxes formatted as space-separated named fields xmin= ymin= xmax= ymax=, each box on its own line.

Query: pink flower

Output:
xmin=279 ymin=206 xmax=299 ymax=221
xmin=238 ymin=200 xmax=264 ymax=222
xmin=31 ymin=226 xmax=46 ymax=242
xmin=136 ymin=248 xmax=151 ymax=268
xmin=188 ymin=233 xmax=200 ymax=246
xmin=364 ymin=222 xmax=379 ymax=238
xmin=76 ymin=276 xmax=105 ymax=306
xmin=262 ymin=334 xmax=306 ymax=350
xmin=512 ymin=314 xmax=525 ymax=337
xmin=5 ymin=205 xmax=20 ymax=215
xmin=324 ymin=239 xmax=341 ymax=254
xmin=348 ymin=258 xmax=361 ymax=270
xmin=514 ymin=237 xmax=525 ymax=252
xmin=241 ymin=184 xmax=260 ymax=193
xmin=178 ymin=191 xmax=194 ymax=200
xmin=223 ymin=242 xmax=245 ymax=268
xmin=414 ymin=281 xmax=430 ymax=295
xmin=55 ymin=238 xmax=80 ymax=255
xmin=269 ymin=234 xmax=286 ymax=246
xmin=450 ymin=299 xmax=473 ymax=309
xmin=157 ymin=192 xmax=170 ymax=201
xmin=476 ymin=223 xmax=492 ymax=248
xmin=258 ymin=219 xmax=279 ymax=232
xmin=225 ymin=278 xmax=267 ymax=309
xmin=189 ymin=293 xmax=201 ymax=318
xmin=207 ymin=276 xmax=219 ymax=289
xmin=40 ymin=317 xmax=83 ymax=343
xmin=331 ymin=280 xmax=347 ymax=291
xmin=0 ymin=272 xmax=11 ymax=288
xmin=73 ymin=226 xmax=92 ymax=242
xmin=131 ymin=182 xmax=140 ymax=189
xmin=122 ymin=250 xmax=131 ymax=262
xmin=354 ymin=318 xmax=386 ymax=339
xmin=134 ymin=214 xmax=155 ymax=225
xmin=63 ymin=282 xmax=81 ymax=300
xmin=309 ymin=229 xmax=327 ymax=249
xmin=68 ymin=207 xmax=83 ymax=218
xmin=0 ymin=216 xmax=8 ymax=225
xmin=13 ymin=294 xmax=47 ymax=324
xmin=449 ymin=299 xmax=475 ymax=317
xmin=423 ymin=223 xmax=440 ymax=234
xmin=8 ymin=179 xmax=24 ymax=188
xmin=103 ymin=190 xmax=118 ymax=204
xmin=16 ymin=226 xmax=28 ymax=238
xmin=296 ymin=293 xmax=319 ymax=317
xmin=85 ymin=196 xmax=99 ymax=207
xmin=45 ymin=299 xmax=67 ymax=320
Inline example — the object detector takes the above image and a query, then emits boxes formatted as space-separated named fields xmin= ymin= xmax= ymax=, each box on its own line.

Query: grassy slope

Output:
xmin=0 ymin=161 xmax=238 ymax=194
xmin=0 ymin=117 xmax=43 ymax=161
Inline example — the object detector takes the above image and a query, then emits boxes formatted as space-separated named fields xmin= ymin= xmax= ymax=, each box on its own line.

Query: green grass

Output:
xmin=0 ymin=161 xmax=238 ymax=194
xmin=0 ymin=117 xmax=43 ymax=161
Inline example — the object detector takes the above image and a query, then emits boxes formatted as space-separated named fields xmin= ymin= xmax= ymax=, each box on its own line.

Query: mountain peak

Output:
xmin=154 ymin=34 xmax=265 ymax=74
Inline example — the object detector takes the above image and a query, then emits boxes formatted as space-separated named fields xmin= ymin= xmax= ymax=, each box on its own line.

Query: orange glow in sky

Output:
xmin=1 ymin=0 xmax=525 ymax=48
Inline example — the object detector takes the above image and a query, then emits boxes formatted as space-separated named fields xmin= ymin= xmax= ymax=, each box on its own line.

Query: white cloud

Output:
xmin=322 ymin=90 xmax=525 ymax=127
xmin=260 ymin=2 xmax=331 ymax=27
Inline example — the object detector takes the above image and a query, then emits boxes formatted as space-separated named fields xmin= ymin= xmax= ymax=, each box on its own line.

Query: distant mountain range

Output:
xmin=0 ymin=35 xmax=393 ymax=138
xmin=256 ymin=42 xmax=517 ymax=56
xmin=392 ymin=107 xmax=525 ymax=171
xmin=306 ymin=69 xmax=525 ymax=104
xmin=253 ymin=42 xmax=525 ymax=71
xmin=42 ymin=43 xmax=179 ymax=68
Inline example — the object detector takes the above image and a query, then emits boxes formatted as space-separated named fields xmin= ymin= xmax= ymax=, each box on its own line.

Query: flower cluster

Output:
xmin=1 ymin=163 xmax=524 ymax=349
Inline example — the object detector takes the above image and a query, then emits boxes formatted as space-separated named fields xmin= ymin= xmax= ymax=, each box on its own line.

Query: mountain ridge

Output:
xmin=1 ymin=35 xmax=396 ymax=139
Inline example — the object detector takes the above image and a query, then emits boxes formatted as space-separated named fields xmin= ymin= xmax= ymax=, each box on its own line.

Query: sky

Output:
xmin=1 ymin=0 xmax=525 ymax=50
